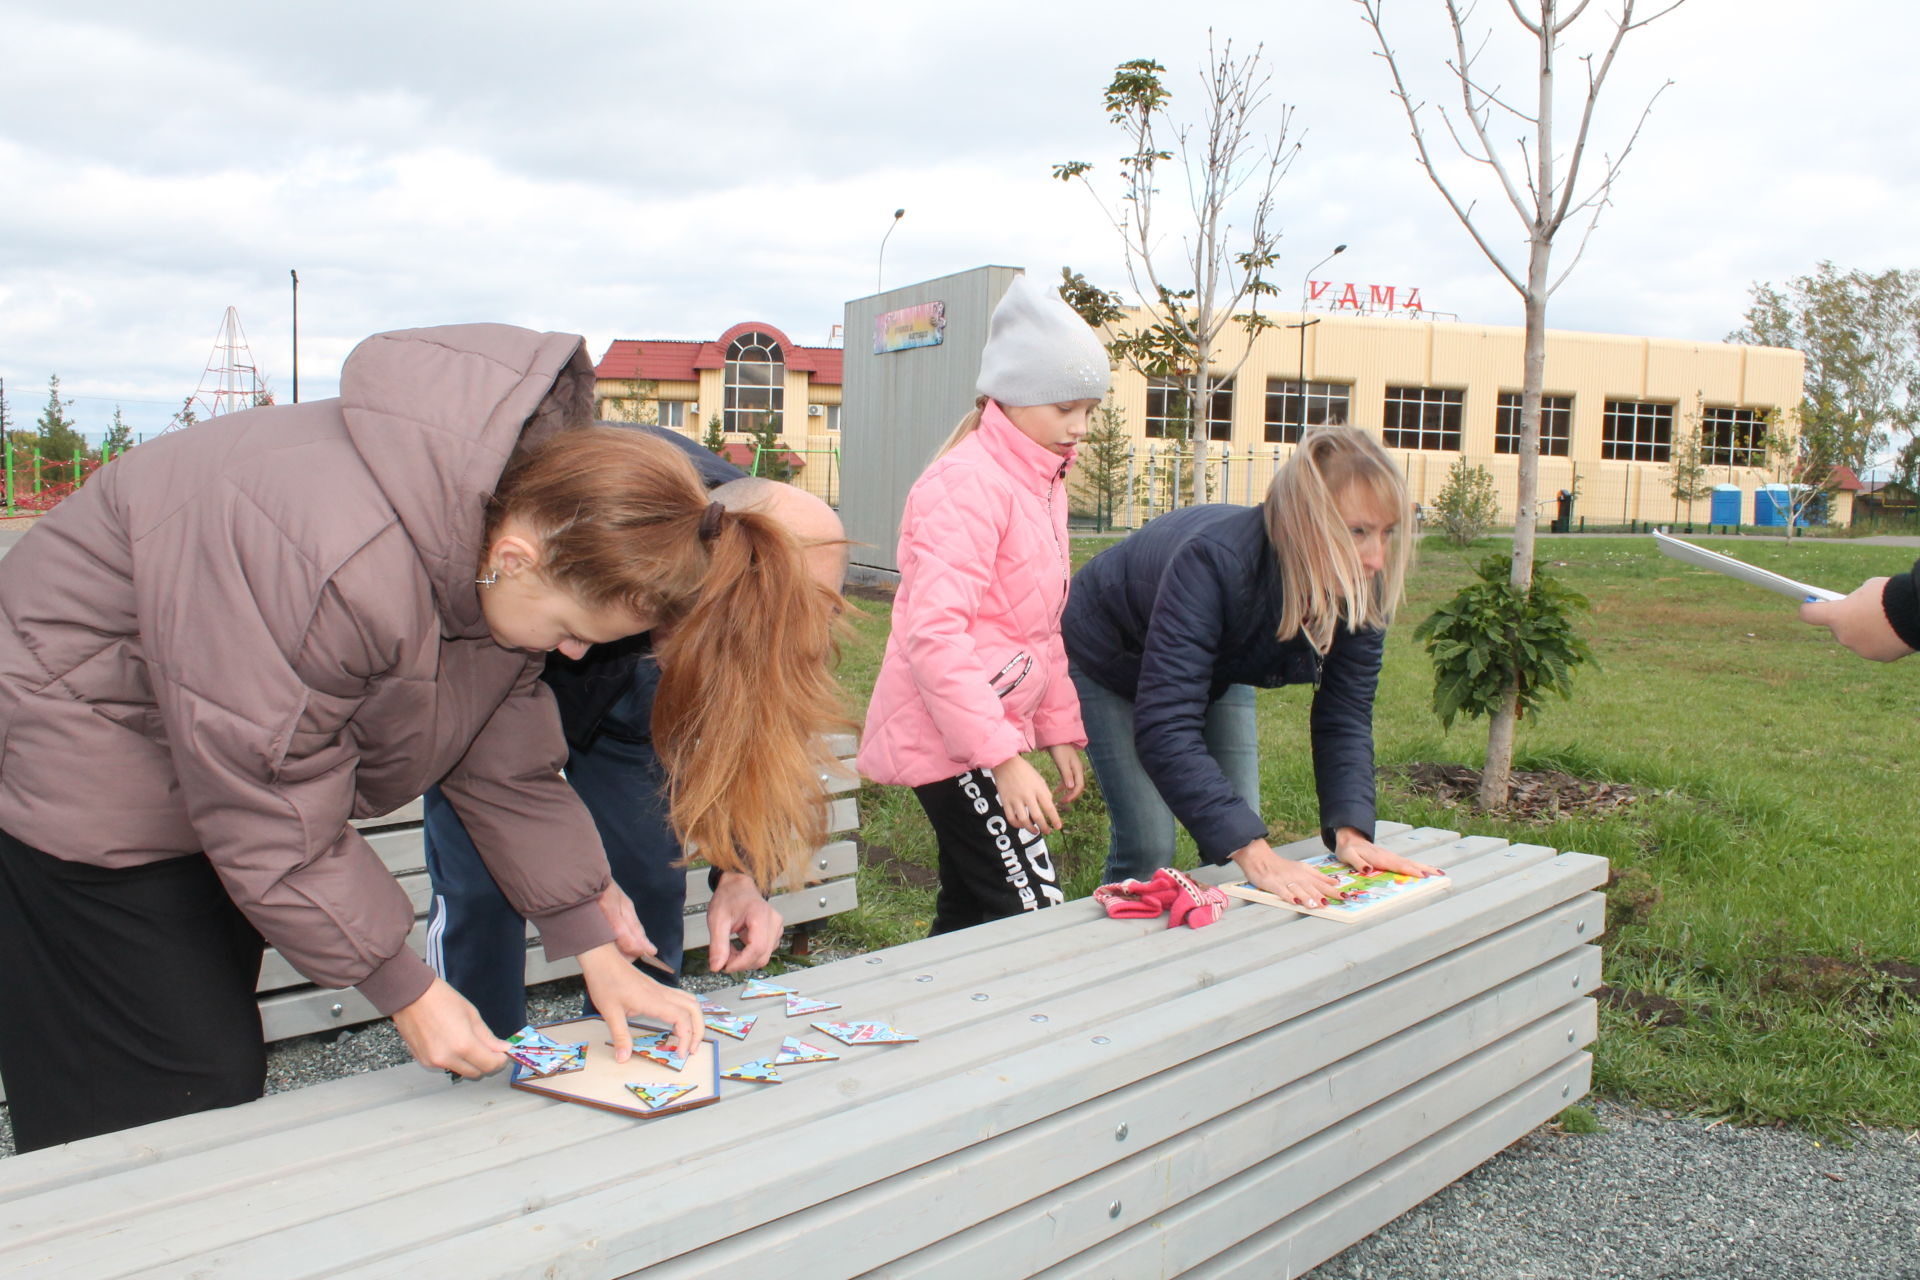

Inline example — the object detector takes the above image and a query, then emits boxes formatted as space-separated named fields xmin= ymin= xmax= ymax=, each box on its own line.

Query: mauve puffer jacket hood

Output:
xmin=0 ymin=324 xmax=612 ymax=1015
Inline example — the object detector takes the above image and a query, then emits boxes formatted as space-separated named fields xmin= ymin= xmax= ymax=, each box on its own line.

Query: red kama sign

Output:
xmin=1307 ymin=281 xmax=1425 ymax=315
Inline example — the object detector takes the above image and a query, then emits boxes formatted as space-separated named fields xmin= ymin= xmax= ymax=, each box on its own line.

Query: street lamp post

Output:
xmin=290 ymin=269 xmax=300 ymax=404
xmin=876 ymin=209 xmax=906 ymax=294
xmin=1286 ymin=244 xmax=1346 ymax=433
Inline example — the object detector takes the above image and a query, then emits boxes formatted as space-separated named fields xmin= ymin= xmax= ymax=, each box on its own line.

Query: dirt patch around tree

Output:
xmin=860 ymin=842 xmax=939 ymax=890
xmin=1382 ymin=762 xmax=1651 ymax=824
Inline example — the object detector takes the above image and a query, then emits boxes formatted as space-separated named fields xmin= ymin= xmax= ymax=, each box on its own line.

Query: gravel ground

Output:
xmin=5 ymin=983 xmax=1916 ymax=1278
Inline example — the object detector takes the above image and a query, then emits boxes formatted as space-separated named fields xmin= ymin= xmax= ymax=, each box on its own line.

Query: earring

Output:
xmin=475 ymin=568 xmax=498 ymax=587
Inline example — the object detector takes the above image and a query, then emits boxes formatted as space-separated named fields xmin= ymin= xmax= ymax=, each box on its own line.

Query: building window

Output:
xmin=657 ymin=400 xmax=687 ymax=429
xmin=1701 ymin=406 xmax=1768 ymax=467
xmin=1264 ymin=379 xmax=1352 ymax=443
xmin=1494 ymin=393 xmax=1572 ymax=456
xmin=1382 ymin=386 xmax=1463 ymax=451
xmin=724 ymin=332 xmax=785 ymax=433
xmin=1601 ymin=399 xmax=1673 ymax=462
xmin=1145 ymin=377 xmax=1234 ymax=441
xmin=823 ymin=404 xmax=841 ymax=431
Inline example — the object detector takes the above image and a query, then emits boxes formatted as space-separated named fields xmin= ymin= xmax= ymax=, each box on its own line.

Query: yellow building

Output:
xmin=1096 ymin=307 xmax=1813 ymax=528
xmin=593 ymin=322 xmax=844 ymax=503
xmin=598 ymin=304 xmax=1818 ymax=529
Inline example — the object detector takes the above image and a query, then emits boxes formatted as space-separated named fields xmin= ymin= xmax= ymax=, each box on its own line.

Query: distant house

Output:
xmin=1856 ymin=476 xmax=1918 ymax=524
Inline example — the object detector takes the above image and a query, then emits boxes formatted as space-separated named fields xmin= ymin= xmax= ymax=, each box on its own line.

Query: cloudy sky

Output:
xmin=3 ymin=0 xmax=1913 ymax=439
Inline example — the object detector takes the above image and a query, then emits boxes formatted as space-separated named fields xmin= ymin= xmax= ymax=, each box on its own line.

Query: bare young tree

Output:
xmin=1358 ymin=0 xmax=1683 ymax=807
xmin=1055 ymin=38 xmax=1299 ymax=505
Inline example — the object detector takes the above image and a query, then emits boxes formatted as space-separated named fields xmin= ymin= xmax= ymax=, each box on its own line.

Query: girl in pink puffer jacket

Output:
xmin=858 ymin=274 xmax=1110 ymax=933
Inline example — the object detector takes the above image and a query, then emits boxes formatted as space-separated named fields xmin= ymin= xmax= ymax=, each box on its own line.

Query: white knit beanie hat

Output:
xmin=975 ymin=273 xmax=1112 ymax=407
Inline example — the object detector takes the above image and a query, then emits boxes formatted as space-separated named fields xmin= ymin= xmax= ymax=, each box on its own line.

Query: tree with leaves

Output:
xmin=747 ymin=411 xmax=793 ymax=483
xmin=35 ymin=375 xmax=86 ymax=465
xmin=1729 ymin=262 xmax=1920 ymax=477
xmin=1358 ymin=0 xmax=1681 ymax=807
xmin=701 ymin=413 xmax=727 ymax=455
xmin=1432 ymin=458 xmax=1499 ymax=547
xmin=1665 ymin=397 xmax=1712 ymax=527
xmin=1072 ymin=399 xmax=1132 ymax=530
xmin=103 ymin=406 xmax=135 ymax=459
xmin=165 ymin=397 xmax=199 ymax=434
xmin=1054 ymin=39 xmax=1297 ymax=506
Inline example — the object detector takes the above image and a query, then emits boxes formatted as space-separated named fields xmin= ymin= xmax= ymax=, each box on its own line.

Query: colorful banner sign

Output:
xmin=874 ymin=301 xmax=946 ymax=354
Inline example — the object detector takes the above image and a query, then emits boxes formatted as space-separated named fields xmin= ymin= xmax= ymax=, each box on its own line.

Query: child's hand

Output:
xmin=1800 ymin=577 xmax=1913 ymax=662
xmin=993 ymin=754 xmax=1062 ymax=834
xmin=1046 ymin=744 xmax=1086 ymax=806
xmin=1333 ymin=828 xmax=1441 ymax=877
xmin=1230 ymin=838 xmax=1344 ymax=908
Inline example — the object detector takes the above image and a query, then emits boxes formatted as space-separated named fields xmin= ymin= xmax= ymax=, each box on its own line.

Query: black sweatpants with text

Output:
xmin=913 ymin=766 xmax=1065 ymax=935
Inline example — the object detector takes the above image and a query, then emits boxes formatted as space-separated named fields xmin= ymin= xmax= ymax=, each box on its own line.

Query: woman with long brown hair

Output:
xmin=0 ymin=324 xmax=844 ymax=1151
xmin=1062 ymin=426 xmax=1440 ymax=906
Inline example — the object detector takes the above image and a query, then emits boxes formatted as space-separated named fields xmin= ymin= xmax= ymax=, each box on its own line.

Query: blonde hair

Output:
xmin=488 ymin=427 xmax=851 ymax=889
xmin=1265 ymin=426 xmax=1413 ymax=652
xmin=931 ymin=395 xmax=990 ymax=461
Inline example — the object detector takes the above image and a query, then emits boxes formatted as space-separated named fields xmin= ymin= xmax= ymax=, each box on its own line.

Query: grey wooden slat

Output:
xmin=217 ymin=856 xmax=1605 ymax=1279
xmin=1183 ymin=1055 xmax=1594 ymax=1280
xmin=654 ymin=927 xmax=1602 ymax=1278
xmin=349 ymin=797 xmax=425 ymax=829
xmin=886 ymin=1003 xmax=1597 ymax=1280
xmin=0 ymin=1067 xmax=456 ymax=1205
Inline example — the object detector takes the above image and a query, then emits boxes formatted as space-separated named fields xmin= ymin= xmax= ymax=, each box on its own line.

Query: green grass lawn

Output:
xmin=822 ymin=532 xmax=1920 ymax=1132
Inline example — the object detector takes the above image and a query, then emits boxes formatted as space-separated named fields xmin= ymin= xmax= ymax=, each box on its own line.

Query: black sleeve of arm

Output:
xmin=1882 ymin=558 xmax=1920 ymax=651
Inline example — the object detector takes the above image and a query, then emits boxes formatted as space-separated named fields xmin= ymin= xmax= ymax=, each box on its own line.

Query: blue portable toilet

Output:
xmin=1710 ymin=484 xmax=1743 ymax=527
xmin=1754 ymin=483 xmax=1797 ymax=527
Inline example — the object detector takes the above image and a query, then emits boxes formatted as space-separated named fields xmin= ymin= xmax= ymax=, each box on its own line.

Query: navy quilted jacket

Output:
xmin=1062 ymin=503 xmax=1382 ymax=862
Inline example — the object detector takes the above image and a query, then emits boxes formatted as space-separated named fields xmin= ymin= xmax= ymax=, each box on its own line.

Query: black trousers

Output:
xmin=913 ymin=767 xmax=1065 ymax=935
xmin=0 ymin=828 xmax=266 ymax=1152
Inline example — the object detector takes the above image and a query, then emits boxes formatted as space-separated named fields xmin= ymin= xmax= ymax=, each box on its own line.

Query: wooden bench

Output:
xmin=0 ymin=823 xmax=1604 ymax=1279
xmin=268 ymin=732 xmax=864 ymax=1042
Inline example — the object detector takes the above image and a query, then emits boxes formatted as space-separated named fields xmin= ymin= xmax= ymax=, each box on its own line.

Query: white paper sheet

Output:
xmin=1653 ymin=530 xmax=1843 ymax=602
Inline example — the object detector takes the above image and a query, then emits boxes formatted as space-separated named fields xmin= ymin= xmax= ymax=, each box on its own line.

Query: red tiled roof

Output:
xmin=594 ymin=322 xmax=842 ymax=387
xmin=1829 ymin=465 xmax=1865 ymax=492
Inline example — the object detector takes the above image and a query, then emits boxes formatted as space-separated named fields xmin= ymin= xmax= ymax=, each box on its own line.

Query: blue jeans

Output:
xmin=1070 ymin=666 xmax=1260 ymax=884
xmin=423 ymin=681 xmax=687 ymax=1039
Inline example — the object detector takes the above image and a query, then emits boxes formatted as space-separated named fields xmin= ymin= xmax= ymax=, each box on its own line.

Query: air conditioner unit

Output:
xmin=807 ymin=405 xmax=824 ymax=417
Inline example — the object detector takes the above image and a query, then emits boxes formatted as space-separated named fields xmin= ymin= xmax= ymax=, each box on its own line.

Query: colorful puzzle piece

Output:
xmin=625 ymin=1082 xmax=698 ymax=1111
xmin=697 ymin=995 xmax=731 ymax=1015
xmin=739 ymin=978 xmax=795 ymax=1000
xmin=721 ymin=1058 xmax=783 ymax=1084
xmin=629 ymin=1031 xmax=689 ymax=1072
xmin=784 ymin=993 xmax=842 ymax=1017
xmin=771 ymin=1036 xmax=839 ymax=1065
xmin=704 ymin=1012 xmax=760 ymax=1041
xmin=504 ymin=1026 xmax=587 ymax=1076
xmin=811 ymin=1020 xmax=918 ymax=1045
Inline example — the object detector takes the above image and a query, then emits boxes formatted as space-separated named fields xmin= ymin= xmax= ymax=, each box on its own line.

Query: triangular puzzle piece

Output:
xmin=721 ymin=1058 xmax=783 ymax=1084
xmin=739 ymin=978 xmax=795 ymax=1000
xmin=504 ymin=1026 xmax=587 ymax=1076
xmin=771 ymin=1036 xmax=839 ymax=1065
xmin=625 ymin=1082 xmax=698 ymax=1111
xmin=697 ymin=995 xmax=731 ymax=1015
xmin=811 ymin=1020 xmax=918 ymax=1045
xmin=784 ymin=993 xmax=842 ymax=1017
xmin=704 ymin=1012 xmax=760 ymax=1041
xmin=629 ymin=1032 xmax=688 ymax=1072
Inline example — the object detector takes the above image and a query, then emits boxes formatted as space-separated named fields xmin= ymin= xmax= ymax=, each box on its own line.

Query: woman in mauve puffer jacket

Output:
xmin=858 ymin=274 xmax=1107 ymax=934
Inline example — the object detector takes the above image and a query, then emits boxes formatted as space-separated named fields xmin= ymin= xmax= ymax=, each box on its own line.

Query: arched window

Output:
xmin=724 ymin=332 xmax=785 ymax=433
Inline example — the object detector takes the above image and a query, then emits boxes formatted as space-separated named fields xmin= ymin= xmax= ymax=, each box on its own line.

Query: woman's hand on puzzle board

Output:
xmin=1332 ymin=829 xmax=1443 ymax=879
xmin=706 ymin=872 xmax=785 ymax=974
xmin=392 ymin=977 xmax=510 ymax=1078
xmin=1229 ymin=838 xmax=1345 ymax=909
xmin=579 ymin=943 xmax=703 ymax=1060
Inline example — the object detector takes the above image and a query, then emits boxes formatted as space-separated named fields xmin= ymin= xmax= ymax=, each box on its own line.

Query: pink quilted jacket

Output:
xmin=858 ymin=403 xmax=1087 ymax=787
